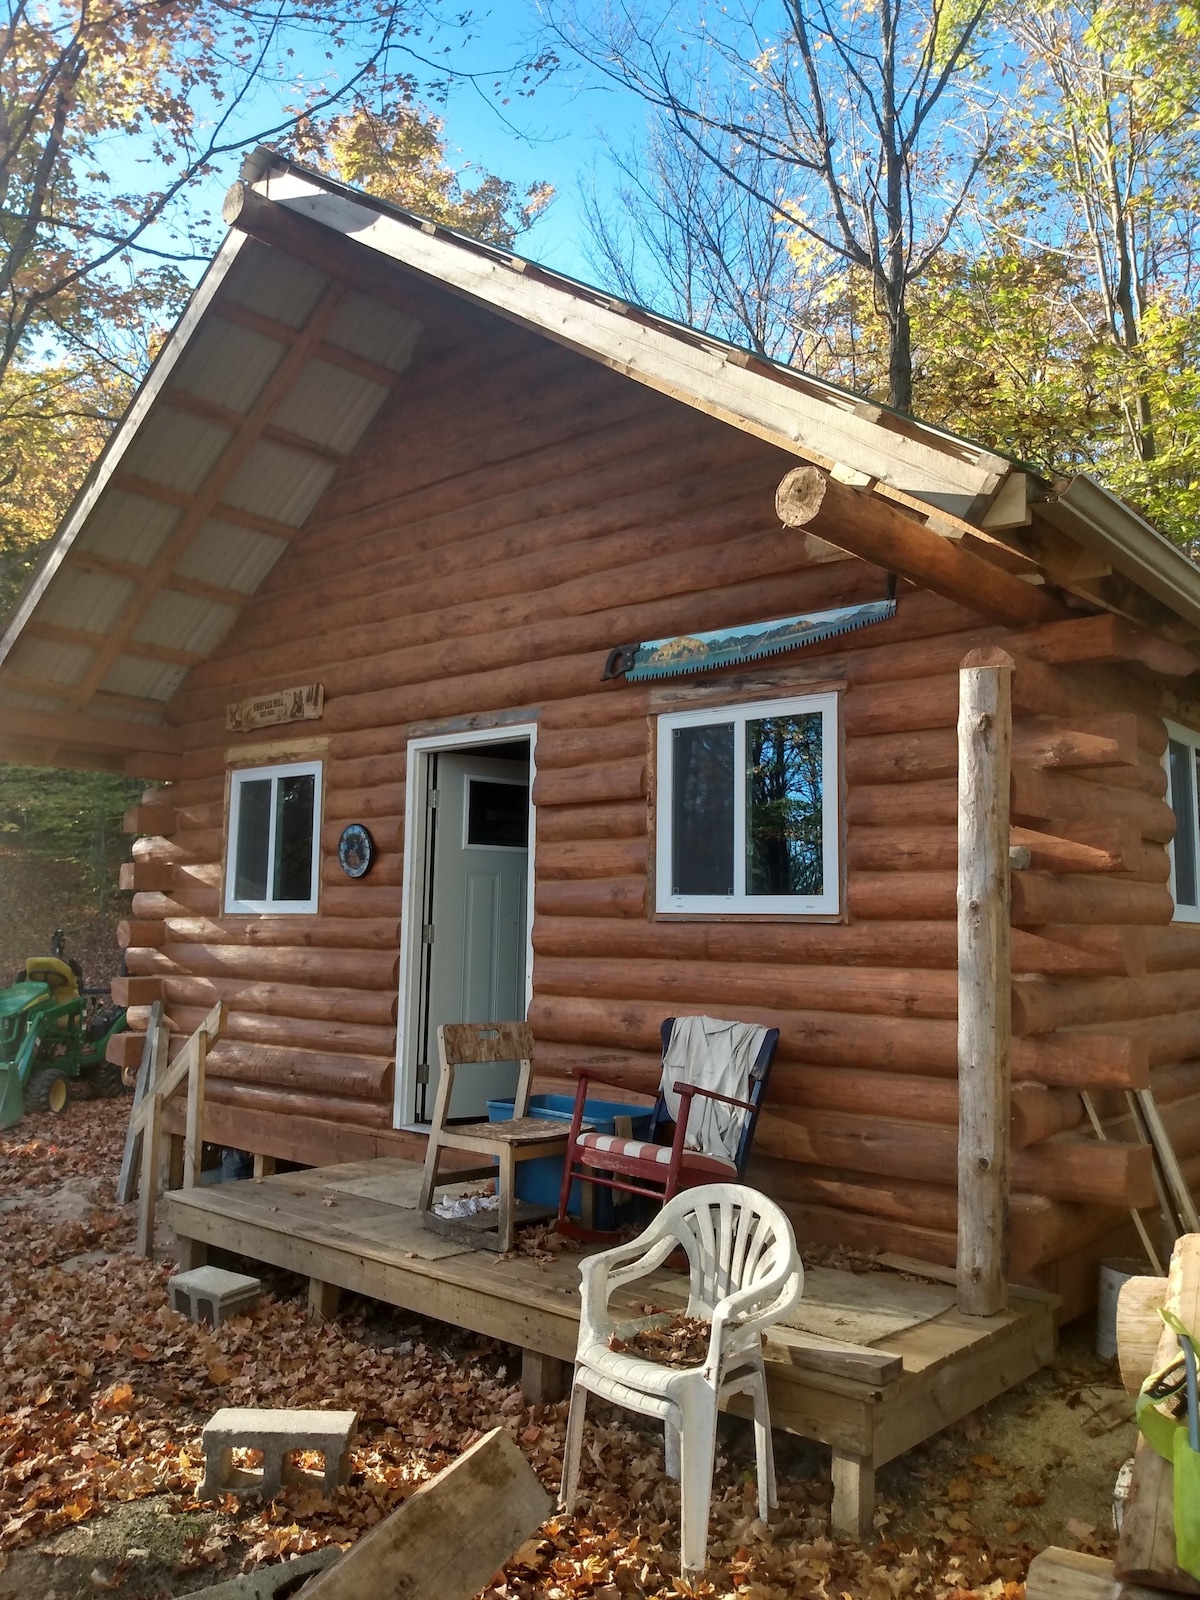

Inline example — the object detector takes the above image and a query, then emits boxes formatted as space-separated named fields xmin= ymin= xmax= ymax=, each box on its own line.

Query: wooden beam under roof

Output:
xmin=214 ymin=299 xmax=409 ymax=391
xmin=161 ymin=386 xmax=349 ymax=468
xmin=110 ymin=470 xmax=302 ymax=544
xmin=70 ymin=551 xmax=254 ymax=611
xmin=26 ymin=620 xmax=206 ymax=668
xmin=0 ymin=704 xmax=180 ymax=756
xmin=64 ymin=280 xmax=347 ymax=716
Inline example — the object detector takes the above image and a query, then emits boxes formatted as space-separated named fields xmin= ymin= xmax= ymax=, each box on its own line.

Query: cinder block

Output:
xmin=200 ymin=1406 xmax=358 ymax=1500
xmin=169 ymin=1265 xmax=262 ymax=1327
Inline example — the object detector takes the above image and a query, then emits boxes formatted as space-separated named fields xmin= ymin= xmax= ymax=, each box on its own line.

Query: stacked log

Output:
xmin=106 ymin=269 xmax=1198 ymax=1291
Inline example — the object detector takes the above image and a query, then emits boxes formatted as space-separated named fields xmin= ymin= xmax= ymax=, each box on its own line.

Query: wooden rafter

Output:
xmin=110 ymin=470 xmax=303 ymax=544
xmin=64 ymin=281 xmax=347 ymax=715
xmin=25 ymin=620 xmax=205 ymax=668
xmin=214 ymin=298 xmax=407 ymax=392
xmin=162 ymin=386 xmax=349 ymax=469
xmin=70 ymin=551 xmax=253 ymax=611
xmin=0 ymin=704 xmax=180 ymax=756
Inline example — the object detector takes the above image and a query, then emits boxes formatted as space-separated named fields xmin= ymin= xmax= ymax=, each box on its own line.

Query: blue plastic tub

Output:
xmin=486 ymin=1092 xmax=654 ymax=1222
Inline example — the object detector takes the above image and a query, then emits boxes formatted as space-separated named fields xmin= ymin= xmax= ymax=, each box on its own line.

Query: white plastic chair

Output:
xmin=560 ymin=1183 xmax=803 ymax=1576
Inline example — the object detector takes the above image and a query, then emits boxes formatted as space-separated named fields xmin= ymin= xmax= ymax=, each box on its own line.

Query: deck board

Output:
xmin=165 ymin=1157 xmax=1056 ymax=1534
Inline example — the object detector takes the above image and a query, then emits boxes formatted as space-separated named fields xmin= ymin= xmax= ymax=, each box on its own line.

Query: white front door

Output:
xmin=418 ymin=751 xmax=530 ymax=1120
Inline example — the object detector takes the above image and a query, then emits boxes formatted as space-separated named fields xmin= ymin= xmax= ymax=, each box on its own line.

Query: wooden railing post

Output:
xmin=957 ymin=647 xmax=1014 ymax=1315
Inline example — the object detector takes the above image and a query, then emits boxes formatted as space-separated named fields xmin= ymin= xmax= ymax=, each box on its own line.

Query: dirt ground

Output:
xmin=0 ymin=847 xmax=128 ymax=991
xmin=0 ymin=1100 xmax=1137 ymax=1600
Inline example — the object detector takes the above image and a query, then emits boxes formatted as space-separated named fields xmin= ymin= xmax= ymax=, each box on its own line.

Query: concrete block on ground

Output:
xmin=201 ymin=1406 xmax=358 ymax=1500
xmin=184 ymin=1545 xmax=340 ymax=1598
xmin=169 ymin=1265 xmax=262 ymax=1327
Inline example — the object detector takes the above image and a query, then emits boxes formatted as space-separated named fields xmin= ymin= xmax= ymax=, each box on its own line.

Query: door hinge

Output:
xmin=421 ymin=922 xmax=435 ymax=944
xmin=415 ymin=1061 xmax=430 ymax=1086
xmin=428 ymin=787 xmax=439 ymax=809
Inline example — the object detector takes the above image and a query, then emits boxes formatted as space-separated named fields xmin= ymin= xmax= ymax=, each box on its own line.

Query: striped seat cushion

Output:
xmin=575 ymin=1131 xmax=737 ymax=1180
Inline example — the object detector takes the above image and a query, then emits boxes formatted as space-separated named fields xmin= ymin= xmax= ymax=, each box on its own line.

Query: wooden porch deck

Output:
xmin=165 ymin=1159 xmax=1057 ymax=1539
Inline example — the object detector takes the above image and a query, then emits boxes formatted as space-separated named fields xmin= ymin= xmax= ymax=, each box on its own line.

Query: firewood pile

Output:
xmin=1027 ymin=1234 xmax=1200 ymax=1600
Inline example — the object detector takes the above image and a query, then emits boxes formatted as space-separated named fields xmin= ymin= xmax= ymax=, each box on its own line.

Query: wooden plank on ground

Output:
xmin=135 ymin=1010 xmax=170 ymax=1257
xmin=1115 ymin=1234 xmax=1200 ymax=1594
xmin=1028 ymin=1547 xmax=1171 ymax=1600
xmin=298 ymin=1426 xmax=551 ymax=1600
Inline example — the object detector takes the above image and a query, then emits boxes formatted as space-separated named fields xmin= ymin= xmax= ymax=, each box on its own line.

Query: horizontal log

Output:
xmin=534 ymin=877 xmax=646 ymax=918
xmin=117 ymin=919 xmax=166 ymax=950
xmin=762 ymin=1103 xmax=1154 ymax=1207
xmin=848 ymin=873 xmax=955 ymax=919
xmin=536 ymin=838 xmax=647 ymax=880
xmin=846 ymin=780 xmax=956 ymax=828
xmin=204 ymin=1075 xmax=392 ymax=1127
xmin=157 ymin=1028 xmax=394 ymax=1096
xmin=843 ymin=675 xmax=957 ymax=738
xmin=1014 ymin=970 xmax=1200 ymax=1037
xmin=135 ymin=1003 xmax=394 ymax=1060
xmin=535 ymin=722 xmax=648 ymax=771
xmin=844 ymin=716 xmax=1148 ymax=788
xmin=1011 ymin=872 xmax=1173 ymax=927
xmin=159 ymin=915 xmax=400 ymax=951
xmin=535 ymin=801 xmax=646 ymax=842
xmin=532 ymin=913 xmax=1138 ymax=977
xmin=1013 ymin=766 xmax=1176 ymax=842
xmin=1143 ymin=926 xmax=1200 ymax=974
xmin=111 ymin=976 xmax=163 ymax=1007
xmin=847 ymin=828 xmax=955 ymax=873
xmin=158 ymin=971 xmax=396 ymax=1028
xmin=125 ymin=941 xmax=399 ymax=991
xmin=535 ymin=756 xmax=648 ymax=809
xmin=1015 ymin=613 xmax=1198 ymax=679
xmin=1010 ymin=1083 xmax=1086 ymax=1146
xmin=534 ymin=954 xmax=958 ymax=1020
xmin=320 ymin=783 xmax=405 ymax=822
xmin=1013 ymin=822 xmax=1139 ymax=875
xmin=118 ymin=860 xmax=175 ymax=893
xmin=779 ymin=1200 xmax=957 ymax=1273
xmin=133 ymin=889 xmax=220 ymax=920
xmin=528 ymin=992 xmax=1148 ymax=1087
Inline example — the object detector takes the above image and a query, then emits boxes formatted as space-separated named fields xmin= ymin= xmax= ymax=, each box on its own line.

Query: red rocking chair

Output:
xmin=556 ymin=1017 xmax=780 ymax=1232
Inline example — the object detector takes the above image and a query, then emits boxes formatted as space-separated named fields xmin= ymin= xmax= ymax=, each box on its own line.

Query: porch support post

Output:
xmin=957 ymin=647 xmax=1014 ymax=1316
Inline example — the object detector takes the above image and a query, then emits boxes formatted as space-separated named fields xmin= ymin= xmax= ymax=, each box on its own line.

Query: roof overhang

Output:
xmin=2 ymin=147 xmax=1198 ymax=778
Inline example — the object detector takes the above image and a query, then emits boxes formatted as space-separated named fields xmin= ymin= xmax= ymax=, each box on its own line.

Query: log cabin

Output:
xmin=4 ymin=145 xmax=1200 ymax=1323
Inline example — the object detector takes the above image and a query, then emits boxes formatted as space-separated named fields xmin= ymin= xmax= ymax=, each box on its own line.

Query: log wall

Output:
xmin=111 ymin=263 xmax=1200 ymax=1300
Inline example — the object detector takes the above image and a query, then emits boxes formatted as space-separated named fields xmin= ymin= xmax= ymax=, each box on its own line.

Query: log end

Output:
xmin=776 ymin=465 xmax=829 ymax=528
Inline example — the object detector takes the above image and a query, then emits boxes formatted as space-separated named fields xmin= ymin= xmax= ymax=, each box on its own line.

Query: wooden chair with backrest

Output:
xmin=556 ymin=1016 xmax=780 ymax=1234
xmin=418 ymin=1020 xmax=579 ymax=1254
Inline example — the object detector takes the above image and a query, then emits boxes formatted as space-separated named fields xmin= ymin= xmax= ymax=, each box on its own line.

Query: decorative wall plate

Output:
xmin=337 ymin=823 xmax=374 ymax=879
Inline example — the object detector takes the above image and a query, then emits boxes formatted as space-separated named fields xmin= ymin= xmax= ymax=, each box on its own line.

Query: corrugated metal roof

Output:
xmin=88 ymin=697 xmax=172 ymax=725
xmin=100 ymin=653 xmax=190 ymax=702
xmin=6 ymin=637 xmax=95 ymax=686
xmin=77 ymin=491 xmax=181 ymax=566
xmin=327 ymin=292 xmax=421 ymax=370
xmin=271 ymin=358 xmax=390 ymax=453
xmin=121 ymin=409 xmax=232 ymax=493
xmin=220 ymin=238 xmax=330 ymax=328
xmin=39 ymin=567 xmax=137 ymax=633
xmin=169 ymin=316 xmax=287 ymax=412
xmin=223 ymin=439 xmax=336 ymax=525
xmin=174 ymin=518 xmax=289 ymax=593
xmin=133 ymin=589 xmax=241 ymax=655
xmin=0 ymin=687 xmax=66 ymax=713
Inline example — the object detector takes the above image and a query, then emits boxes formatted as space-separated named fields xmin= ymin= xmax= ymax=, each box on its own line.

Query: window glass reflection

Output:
xmin=746 ymin=713 xmax=824 ymax=896
xmin=672 ymin=723 xmax=735 ymax=895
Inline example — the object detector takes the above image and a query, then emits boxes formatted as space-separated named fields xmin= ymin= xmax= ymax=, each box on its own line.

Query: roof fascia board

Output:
xmin=249 ymin=170 xmax=1007 ymax=519
xmin=1052 ymin=474 xmax=1200 ymax=635
xmin=0 ymin=229 xmax=252 ymax=671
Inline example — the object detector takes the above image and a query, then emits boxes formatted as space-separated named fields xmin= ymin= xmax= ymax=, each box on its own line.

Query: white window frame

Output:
xmin=1164 ymin=720 xmax=1200 ymax=923
xmin=655 ymin=691 xmax=840 ymax=916
xmin=224 ymin=760 xmax=323 ymax=915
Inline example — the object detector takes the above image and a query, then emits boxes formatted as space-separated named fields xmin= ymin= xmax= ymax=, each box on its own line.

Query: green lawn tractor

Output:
xmin=0 ymin=931 xmax=129 ymax=1130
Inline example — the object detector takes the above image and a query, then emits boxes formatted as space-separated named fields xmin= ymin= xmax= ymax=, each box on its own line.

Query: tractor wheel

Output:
xmin=84 ymin=1062 xmax=126 ymax=1099
xmin=26 ymin=1067 xmax=70 ymax=1115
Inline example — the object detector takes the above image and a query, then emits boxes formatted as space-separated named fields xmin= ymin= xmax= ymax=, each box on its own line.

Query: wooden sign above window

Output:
xmin=226 ymin=682 xmax=324 ymax=733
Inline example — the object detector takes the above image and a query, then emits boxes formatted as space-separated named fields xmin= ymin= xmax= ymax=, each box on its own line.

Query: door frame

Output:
xmin=394 ymin=721 xmax=538 ymax=1130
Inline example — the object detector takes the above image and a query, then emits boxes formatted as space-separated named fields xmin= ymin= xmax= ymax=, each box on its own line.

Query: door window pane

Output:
xmin=274 ymin=773 xmax=316 ymax=901
xmin=746 ymin=712 xmax=824 ymax=896
xmin=466 ymin=780 xmax=529 ymax=847
xmin=234 ymin=779 xmax=271 ymax=901
xmin=671 ymin=723 xmax=734 ymax=895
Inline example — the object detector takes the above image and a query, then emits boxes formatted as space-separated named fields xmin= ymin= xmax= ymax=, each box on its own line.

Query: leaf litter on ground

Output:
xmin=0 ymin=1099 xmax=1125 ymax=1598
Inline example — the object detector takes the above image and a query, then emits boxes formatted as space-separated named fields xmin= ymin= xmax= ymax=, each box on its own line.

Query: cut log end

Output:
xmin=775 ymin=465 xmax=829 ymax=528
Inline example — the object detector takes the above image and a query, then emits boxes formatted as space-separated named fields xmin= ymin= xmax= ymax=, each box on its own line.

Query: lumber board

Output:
xmin=299 ymin=1427 xmax=551 ymax=1600
xmin=1028 ymin=1548 xmax=1171 ymax=1600
xmin=116 ymin=1004 xmax=162 ymax=1206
